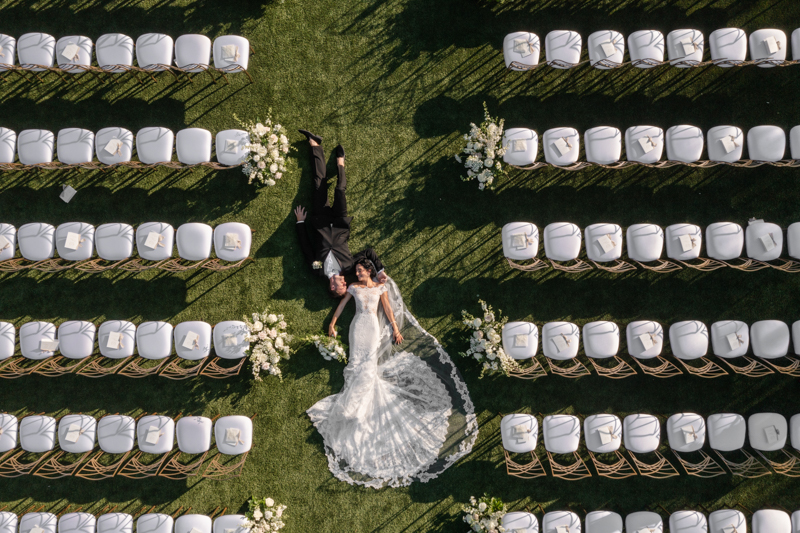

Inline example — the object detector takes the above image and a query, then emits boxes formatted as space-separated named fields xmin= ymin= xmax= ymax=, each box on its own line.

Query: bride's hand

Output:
xmin=328 ymin=323 xmax=337 ymax=337
xmin=393 ymin=330 xmax=403 ymax=344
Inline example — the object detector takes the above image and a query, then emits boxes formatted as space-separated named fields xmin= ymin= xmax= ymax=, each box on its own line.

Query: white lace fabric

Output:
xmin=307 ymin=278 xmax=478 ymax=489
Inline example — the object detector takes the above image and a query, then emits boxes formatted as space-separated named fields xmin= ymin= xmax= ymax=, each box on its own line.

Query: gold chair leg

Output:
xmin=673 ymin=357 xmax=729 ymax=378
xmin=0 ymin=450 xmax=52 ymax=477
xmin=546 ymin=450 xmax=592 ymax=480
xmin=631 ymin=356 xmax=683 ymax=378
xmin=756 ymin=449 xmax=800 ymax=477
xmin=31 ymin=356 xmax=87 ymax=377
xmin=158 ymin=450 xmax=209 ymax=479
xmin=0 ymin=357 xmax=36 ymax=379
xmin=717 ymin=356 xmax=774 ymax=378
xmin=199 ymin=357 xmax=246 ymax=379
xmin=771 ymin=259 xmax=800 ymax=273
xmin=591 ymin=260 xmax=637 ymax=273
xmin=506 ymin=257 xmax=548 ymax=271
xmin=588 ymin=450 xmax=638 ymax=479
xmin=678 ymin=258 xmax=727 ymax=271
xmin=760 ymin=356 xmax=800 ymax=377
xmin=628 ymin=450 xmax=680 ymax=479
xmin=503 ymin=449 xmax=547 ymax=479
xmin=159 ymin=358 xmax=207 ymax=380
xmin=202 ymin=451 xmax=249 ymax=479
xmin=712 ymin=448 xmax=771 ymax=478
xmin=636 ymin=260 xmax=683 ymax=273
xmin=32 ymin=450 xmax=92 ymax=478
xmin=672 ymin=449 xmax=727 ymax=478
xmin=75 ymin=356 xmax=132 ymax=378
xmin=74 ymin=450 xmax=131 ymax=480
xmin=507 ymin=357 xmax=547 ymax=379
xmin=588 ymin=356 xmax=637 ymax=378
xmin=546 ymin=357 xmax=591 ymax=378
xmin=201 ymin=257 xmax=251 ymax=271
xmin=117 ymin=357 xmax=169 ymax=378
xmin=550 ymin=258 xmax=593 ymax=273
xmin=722 ymin=259 xmax=771 ymax=272
xmin=117 ymin=451 xmax=171 ymax=479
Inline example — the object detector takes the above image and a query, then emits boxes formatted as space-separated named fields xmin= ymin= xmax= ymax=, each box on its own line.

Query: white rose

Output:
xmin=255 ymin=123 xmax=268 ymax=136
xmin=478 ymin=502 xmax=487 ymax=512
xmin=265 ymin=498 xmax=274 ymax=507
xmin=266 ymin=178 xmax=276 ymax=186
xmin=269 ymin=163 xmax=278 ymax=173
xmin=257 ymin=145 xmax=268 ymax=156
xmin=477 ymin=174 xmax=487 ymax=183
xmin=253 ymin=321 xmax=263 ymax=332
xmin=487 ymin=352 xmax=496 ymax=360
xmin=484 ymin=158 xmax=494 ymax=167
xmin=473 ymin=318 xmax=482 ymax=328
xmin=267 ymin=314 xmax=277 ymax=324
xmin=253 ymin=509 xmax=262 ymax=520
xmin=279 ymin=134 xmax=287 ymax=144
xmin=275 ymin=507 xmax=283 ymax=518
xmin=275 ymin=172 xmax=282 ymax=180
xmin=275 ymin=337 xmax=284 ymax=349
xmin=263 ymin=511 xmax=273 ymax=520
xmin=253 ymin=154 xmax=260 ymax=162
xmin=258 ymin=161 xmax=266 ymax=169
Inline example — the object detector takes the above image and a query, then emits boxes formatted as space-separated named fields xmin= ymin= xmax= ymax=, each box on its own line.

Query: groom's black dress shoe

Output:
xmin=298 ymin=129 xmax=322 ymax=144
xmin=335 ymin=144 xmax=345 ymax=160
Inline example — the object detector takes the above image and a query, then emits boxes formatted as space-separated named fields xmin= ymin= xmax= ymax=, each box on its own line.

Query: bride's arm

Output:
xmin=328 ymin=293 xmax=352 ymax=337
xmin=380 ymin=292 xmax=404 ymax=344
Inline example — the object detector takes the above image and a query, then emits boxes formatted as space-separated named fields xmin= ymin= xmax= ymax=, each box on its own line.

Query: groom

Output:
xmin=294 ymin=130 xmax=386 ymax=297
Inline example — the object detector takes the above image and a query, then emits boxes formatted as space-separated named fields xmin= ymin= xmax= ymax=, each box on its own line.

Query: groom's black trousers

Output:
xmin=311 ymin=144 xmax=347 ymax=218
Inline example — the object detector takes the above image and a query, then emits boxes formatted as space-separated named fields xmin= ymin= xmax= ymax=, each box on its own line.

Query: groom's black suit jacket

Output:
xmin=296 ymin=212 xmax=384 ymax=278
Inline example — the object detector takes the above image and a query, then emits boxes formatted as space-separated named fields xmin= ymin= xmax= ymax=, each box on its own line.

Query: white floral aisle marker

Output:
xmin=455 ymin=102 xmax=507 ymax=191
xmin=304 ymin=333 xmax=347 ymax=363
xmin=459 ymin=299 xmax=519 ymax=378
xmin=462 ymin=495 xmax=508 ymax=532
xmin=244 ymin=496 xmax=287 ymax=532
xmin=235 ymin=109 xmax=294 ymax=186
xmin=244 ymin=310 xmax=293 ymax=381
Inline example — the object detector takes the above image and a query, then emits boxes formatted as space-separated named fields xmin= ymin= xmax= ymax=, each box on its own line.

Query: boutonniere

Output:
xmin=312 ymin=261 xmax=322 ymax=270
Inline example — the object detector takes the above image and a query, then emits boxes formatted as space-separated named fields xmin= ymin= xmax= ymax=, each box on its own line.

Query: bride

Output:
xmin=307 ymin=258 xmax=477 ymax=489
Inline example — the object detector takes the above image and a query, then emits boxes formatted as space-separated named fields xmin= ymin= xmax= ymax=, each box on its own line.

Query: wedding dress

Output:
xmin=307 ymin=277 xmax=477 ymax=489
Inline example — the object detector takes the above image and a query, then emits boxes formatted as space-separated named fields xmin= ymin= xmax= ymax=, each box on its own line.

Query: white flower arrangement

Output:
xmin=459 ymin=299 xmax=518 ymax=378
xmin=244 ymin=310 xmax=293 ymax=381
xmin=455 ymin=102 xmax=507 ymax=191
xmin=305 ymin=333 xmax=347 ymax=363
xmin=462 ymin=495 xmax=508 ymax=533
xmin=244 ymin=496 xmax=287 ymax=533
xmin=234 ymin=109 xmax=294 ymax=186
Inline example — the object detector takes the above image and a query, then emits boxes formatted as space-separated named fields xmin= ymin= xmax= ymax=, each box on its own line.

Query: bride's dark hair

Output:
xmin=354 ymin=258 xmax=377 ymax=278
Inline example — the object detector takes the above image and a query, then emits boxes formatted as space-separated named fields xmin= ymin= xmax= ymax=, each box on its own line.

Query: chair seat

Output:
xmin=136 ymin=222 xmax=175 ymax=261
xmin=175 ymin=516 xmax=211 ymax=533
xmin=176 ymin=416 xmax=213 ymax=454
xmin=587 ymin=30 xmax=624 ymax=69
xmin=98 ymin=320 xmax=136 ymax=359
xmin=0 ymin=223 xmax=17 ymax=261
xmin=136 ymin=415 xmax=175 ymax=455
xmin=502 ymin=321 xmax=539 ymax=360
xmin=541 ymin=322 xmax=579 ymax=360
xmin=0 ymin=128 xmax=16 ymax=163
xmin=17 ymin=129 xmax=55 ymax=165
xmin=669 ymin=321 xmax=709 ymax=360
xmin=584 ymin=126 xmax=621 ymax=164
xmin=96 ymin=127 xmax=134 ymax=165
xmin=176 ymin=128 xmax=212 ymax=164
xmin=58 ymin=414 xmax=97 ymax=454
xmin=624 ymin=414 xmax=661 ymax=453
xmin=665 ymin=223 xmax=702 ymax=261
xmin=96 ymin=34 xmax=134 ymax=70
xmin=626 ymin=224 xmax=664 ymax=262
xmin=585 ymin=223 xmax=623 ymax=262
xmin=707 ymin=413 xmax=746 ymax=451
xmin=58 ymin=512 xmax=96 ymax=533
xmin=0 ymin=414 xmax=18 ymax=453
xmin=710 ymin=320 xmax=749 ymax=358
xmin=502 ymin=222 xmax=539 ymax=260
xmin=582 ymin=321 xmax=619 ymax=359
xmin=213 ymin=35 xmax=250 ymax=71
xmin=501 ymin=414 xmax=538 ymax=453
xmin=19 ymin=415 xmax=57 ymax=453
xmin=669 ymin=511 xmax=707 ymax=533
xmin=666 ymin=413 xmax=705 ymax=452
xmin=56 ymin=222 xmax=95 ymax=261
xmin=136 ymin=515 xmax=173 ymax=533
xmin=95 ymin=223 xmax=135 ymax=261
xmin=177 ymin=222 xmax=213 ymax=261
xmin=794 ymin=29 xmax=800 ymax=61
xmin=787 ymin=222 xmax=800 ymax=259
xmin=625 ymin=126 xmax=664 ymax=163
xmin=544 ymin=222 xmax=582 ymax=261
xmin=667 ymin=29 xmax=704 ymax=67
xmin=584 ymin=413 xmax=622 ymax=453
xmin=174 ymin=321 xmax=212 ymax=360
xmin=543 ymin=415 xmax=581 ymax=454
xmin=57 ymin=128 xmax=95 ymax=164
xmin=503 ymin=32 xmax=540 ymax=70
xmin=750 ymin=320 xmax=790 ymax=359
xmin=136 ymin=34 xmax=174 ymax=71
xmin=753 ymin=511 xmax=790 ymax=533
xmin=793 ymin=321 xmax=800 ymax=356
xmin=213 ymin=321 xmax=249 ymax=360
xmin=626 ymin=513 xmax=663 ymax=533
xmin=790 ymin=414 xmax=800 ymax=451
xmin=0 ymin=322 xmax=15 ymax=361
xmin=586 ymin=511 xmax=622 ymax=533
xmin=56 ymin=36 xmax=92 ymax=71
xmin=213 ymin=222 xmax=251 ymax=261
xmin=666 ymin=125 xmax=704 ymax=163
xmin=215 ymin=129 xmax=250 ymax=166
xmin=628 ymin=30 xmax=665 ymax=68
xmin=543 ymin=512 xmax=581 ymax=533
xmin=17 ymin=33 xmax=56 ymax=71
xmin=0 ymin=35 xmax=17 ymax=72
xmin=545 ymin=30 xmax=582 ymax=68
xmin=745 ymin=221 xmax=783 ymax=261
xmin=215 ymin=415 xmax=253 ymax=455
xmin=503 ymin=512 xmax=538 ymax=533
xmin=19 ymin=514 xmax=56 ymax=533
xmin=20 ymin=321 xmax=57 ymax=360
xmin=502 ymin=128 xmax=538 ymax=166
xmin=97 ymin=514 xmax=133 ymax=533
xmin=543 ymin=127 xmax=580 ymax=166
xmin=136 ymin=321 xmax=174 ymax=360
xmin=705 ymin=222 xmax=744 ymax=260
xmin=747 ymin=126 xmax=785 ymax=162
xmin=175 ymin=34 xmax=212 ymax=71
xmin=136 ymin=127 xmax=174 ymax=164
xmin=627 ymin=321 xmax=664 ymax=359
xmin=98 ymin=415 xmax=135 ymax=454
xmin=707 ymin=126 xmax=744 ymax=162
xmin=708 ymin=510 xmax=746 ymax=533
xmin=709 ymin=28 xmax=747 ymax=66
xmin=748 ymin=413 xmax=787 ymax=451
xmin=212 ymin=516 xmax=248 ymax=533
xmin=58 ymin=320 xmax=97 ymax=360
xmin=749 ymin=29 xmax=787 ymax=67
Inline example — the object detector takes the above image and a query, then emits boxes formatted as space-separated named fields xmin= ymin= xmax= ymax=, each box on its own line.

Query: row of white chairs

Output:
xmin=0 ymin=319 xmax=251 ymax=379
xmin=501 ymin=411 xmax=799 ymax=480
xmin=0 ymin=512 xmax=250 ymax=533
xmin=500 ymin=509 xmax=799 ymax=533
xmin=501 ymin=319 xmax=800 ymax=379
xmin=504 ymin=28 xmax=800 ymax=71
xmin=0 ymin=221 xmax=252 ymax=272
xmin=501 ymin=125 xmax=800 ymax=169
xmin=502 ymin=220 xmax=800 ymax=273
xmin=0 ymin=413 xmax=253 ymax=479
xmin=0 ymin=33 xmax=251 ymax=81
xmin=0 ymin=127 xmax=253 ymax=168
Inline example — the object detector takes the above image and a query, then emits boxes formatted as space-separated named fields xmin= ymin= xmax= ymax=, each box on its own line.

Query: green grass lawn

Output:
xmin=1 ymin=0 xmax=800 ymax=531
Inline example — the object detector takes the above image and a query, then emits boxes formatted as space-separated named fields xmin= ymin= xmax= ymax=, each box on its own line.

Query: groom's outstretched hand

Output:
xmin=376 ymin=271 xmax=387 ymax=283
xmin=294 ymin=206 xmax=307 ymax=222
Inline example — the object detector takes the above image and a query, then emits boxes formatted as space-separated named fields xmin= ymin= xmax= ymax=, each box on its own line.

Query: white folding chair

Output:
xmin=96 ymin=514 xmax=133 ymax=533
xmin=543 ymin=127 xmax=580 ymax=167
xmin=503 ymin=512 xmax=539 ymax=533
xmin=136 ymin=33 xmax=175 ymax=79
xmin=628 ymin=30 xmax=665 ymax=68
xmin=134 ymin=222 xmax=175 ymax=269
xmin=669 ymin=512 xmax=707 ymax=533
xmin=583 ymin=321 xmax=635 ymax=378
xmin=666 ymin=125 xmax=704 ymax=163
xmin=172 ymin=222 xmax=213 ymax=269
xmin=17 ymin=33 xmax=56 ymax=81
xmin=584 ymin=126 xmax=622 ymax=165
xmin=745 ymin=220 xmax=783 ymax=267
xmin=667 ymin=29 xmax=704 ymax=67
xmin=665 ymin=223 xmax=722 ymax=270
xmin=705 ymin=221 xmax=754 ymax=269
xmin=584 ymin=413 xmax=636 ymax=478
xmin=503 ymin=32 xmax=540 ymax=73
xmin=502 ymin=321 xmax=545 ymax=379
xmin=0 ymin=323 xmax=15 ymax=376
xmin=204 ymin=415 xmax=254 ymax=478
xmin=748 ymin=413 xmax=798 ymax=476
xmin=626 ymin=513 xmax=662 ymax=533
xmin=124 ymin=320 xmax=173 ymax=377
xmin=215 ymin=129 xmax=249 ymax=166
xmin=586 ymin=512 xmax=622 ymax=533
xmin=0 ymin=223 xmax=17 ymax=263
xmin=175 ymin=34 xmax=213 ymax=81
xmin=502 ymin=222 xmax=545 ymax=271
xmin=174 ymin=516 xmax=211 ymax=533
xmin=0 ymin=415 xmax=57 ymax=475
xmin=208 ymin=222 xmax=252 ymax=269
xmin=57 ymin=513 xmax=96 ymax=533
xmin=136 ymin=515 xmax=173 ymax=533
xmin=793 ymin=29 xmax=800 ymax=61
xmin=77 ymin=320 xmax=135 ymax=377
xmin=711 ymin=320 xmax=772 ymax=377
xmin=625 ymin=126 xmax=664 ymax=163
xmin=708 ymin=510 xmax=746 ymax=533
xmin=749 ymin=29 xmax=787 ymax=67
xmin=0 ymin=128 xmax=16 ymax=164
xmin=542 ymin=321 xmax=588 ymax=377
xmin=202 ymin=321 xmax=249 ymax=378
xmin=118 ymin=415 xmax=175 ymax=478
xmin=584 ymin=223 xmax=633 ymax=272
xmin=35 ymin=414 xmax=96 ymax=478
xmin=17 ymin=222 xmax=55 ymax=267
xmin=40 ymin=320 xmax=95 ymax=376
xmin=161 ymin=320 xmax=212 ymax=379
xmin=75 ymin=414 xmax=136 ymax=479
xmin=96 ymin=33 xmax=135 ymax=76
xmin=0 ymin=34 xmax=17 ymax=76
xmin=707 ymin=126 xmax=744 ymax=163
xmin=17 ymin=129 xmax=55 ymax=165
xmin=500 ymin=414 xmax=545 ymax=478
xmin=587 ymin=30 xmax=624 ymax=69
xmin=543 ymin=222 xmax=591 ymax=272
xmin=709 ymin=28 xmax=747 ymax=66
xmin=747 ymin=126 xmax=786 ymax=162
xmin=176 ymin=128 xmax=212 ymax=165
xmin=666 ymin=413 xmax=725 ymax=477
xmin=96 ymin=127 xmax=134 ymax=165
xmin=18 ymin=514 xmax=57 ymax=533
xmin=627 ymin=223 xmax=681 ymax=272
xmin=502 ymin=128 xmax=538 ymax=168
xmin=136 ymin=127 xmax=174 ymax=165
xmin=55 ymin=36 xmax=93 ymax=77
xmin=55 ymin=222 xmax=95 ymax=264
xmin=669 ymin=320 xmax=728 ymax=378
xmin=753 ymin=511 xmax=791 ymax=533
xmin=57 ymin=128 xmax=95 ymax=165
xmin=792 ymin=128 xmax=800 ymax=160
xmin=213 ymin=35 xmax=252 ymax=83
xmin=751 ymin=320 xmax=798 ymax=376
xmin=545 ymin=31 xmax=582 ymax=69
xmin=160 ymin=415 xmax=213 ymax=478
xmin=19 ymin=321 xmax=58 ymax=374
xmin=90 ymin=223 xmax=135 ymax=270
xmin=212 ymin=516 xmax=247 ymax=533
xmin=543 ymin=512 xmax=581 ymax=533
xmin=627 ymin=320 xmax=682 ymax=378
xmin=0 ymin=414 xmax=17 ymax=465
xmin=708 ymin=412 xmax=769 ymax=477
xmin=624 ymin=414 xmax=679 ymax=478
